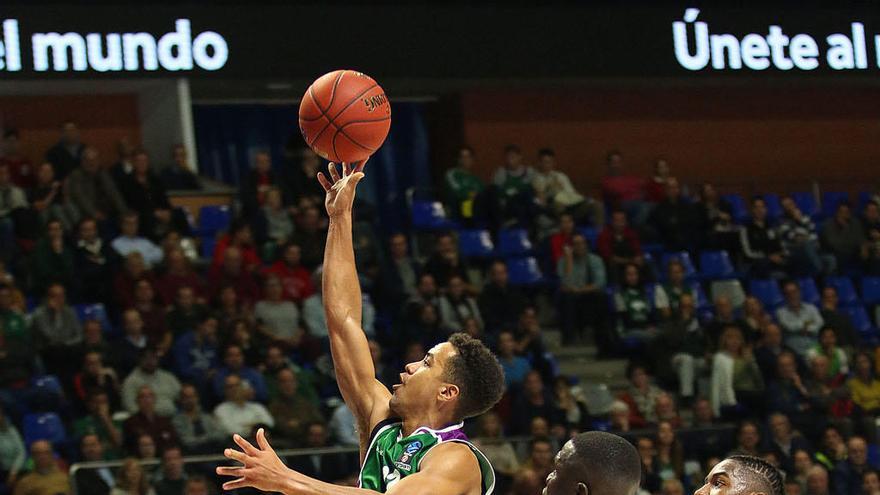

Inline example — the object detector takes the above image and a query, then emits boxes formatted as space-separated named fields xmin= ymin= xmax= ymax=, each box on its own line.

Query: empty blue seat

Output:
xmin=74 ymin=303 xmax=110 ymax=330
xmin=700 ymin=250 xmax=736 ymax=279
xmin=197 ymin=205 xmax=231 ymax=235
xmin=749 ymin=279 xmax=783 ymax=309
xmin=691 ymin=282 xmax=711 ymax=310
xmin=791 ymin=192 xmax=819 ymax=218
xmin=721 ymin=194 xmax=749 ymax=224
xmin=826 ymin=276 xmax=858 ymax=306
xmin=822 ymin=191 xmax=851 ymax=218
xmin=497 ymin=229 xmax=533 ymax=257
xmin=660 ymin=251 xmax=697 ymax=280
xmin=411 ymin=201 xmax=455 ymax=230
xmin=862 ymin=277 xmax=880 ymax=306
xmin=506 ymin=257 xmax=544 ymax=285
xmin=841 ymin=305 xmax=873 ymax=333
xmin=762 ymin=194 xmax=783 ymax=221
xmin=457 ymin=230 xmax=494 ymax=258
xmin=200 ymin=236 xmax=217 ymax=259
xmin=30 ymin=376 xmax=63 ymax=396
xmin=797 ymin=278 xmax=820 ymax=306
xmin=22 ymin=413 xmax=66 ymax=446
xmin=578 ymin=227 xmax=598 ymax=248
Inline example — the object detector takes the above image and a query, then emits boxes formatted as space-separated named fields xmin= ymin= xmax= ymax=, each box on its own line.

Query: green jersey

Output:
xmin=358 ymin=419 xmax=495 ymax=494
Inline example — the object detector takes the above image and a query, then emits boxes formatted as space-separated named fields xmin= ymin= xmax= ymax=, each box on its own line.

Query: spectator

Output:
xmin=601 ymin=150 xmax=649 ymax=225
xmin=618 ymin=363 xmax=664 ymax=428
xmin=444 ymin=146 xmax=485 ymax=222
xmin=207 ymin=247 xmax=260 ymax=307
xmin=729 ymin=420 xmax=762 ymax=457
xmin=0 ymin=163 xmax=28 ymax=260
xmin=696 ymin=182 xmax=738 ymax=252
xmin=171 ymin=314 xmax=219 ymax=389
xmin=254 ymin=275 xmax=302 ymax=348
xmin=779 ymin=195 xmax=826 ymax=276
xmin=704 ymin=295 xmax=744 ymax=347
xmin=472 ymin=412 xmax=518 ymax=493
xmin=613 ymin=263 xmax=657 ymax=342
xmin=662 ymin=479 xmax=685 ymax=495
xmin=0 ymin=284 xmax=27 ymax=349
xmin=403 ymin=273 xmax=440 ymax=324
xmin=112 ymin=213 xmax=163 ymax=268
xmin=378 ymin=233 xmax=419 ymax=310
xmin=262 ymin=242 xmax=315 ymax=305
xmin=213 ymin=374 xmax=274 ymax=436
xmin=122 ymin=349 xmax=182 ymax=417
xmin=655 ymin=293 xmax=707 ymax=402
xmin=754 ymin=323 xmax=798 ymax=382
xmin=777 ymin=280 xmax=825 ymax=358
xmin=109 ymin=137 xmax=135 ymax=188
xmin=847 ymin=352 xmax=880 ymax=429
xmin=159 ymin=144 xmax=199 ymax=191
xmin=122 ymin=385 xmax=179 ymax=455
xmin=645 ymin=157 xmax=671 ymax=204
xmin=130 ymin=279 xmax=170 ymax=354
xmin=791 ymin=449 xmax=814 ymax=495
xmin=255 ymin=186 xmax=294 ymax=255
xmin=819 ymin=287 xmax=860 ymax=350
xmin=510 ymin=438 xmax=554 ymax=495
xmin=13 ymin=440 xmax=71 ymax=495
xmin=833 ymin=436 xmax=870 ymax=495
xmin=806 ymin=327 xmax=850 ymax=379
xmin=31 ymin=282 xmax=82 ymax=375
xmin=710 ymin=325 xmax=765 ymax=418
xmin=210 ymin=218 xmax=261 ymax=273
xmin=0 ymin=405 xmax=24 ymax=488
xmin=66 ymin=147 xmax=127 ymax=224
xmin=261 ymin=344 xmax=320 ymax=406
xmin=608 ymin=400 xmax=631 ymax=432
xmin=1 ymin=130 xmax=33 ymax=189
xmin=532 ymin=148 xmax=603 ymax=226
xmin=637 ymin=436 xmax=662 ymax=494
xmin=28 ymin=162 xmax=76 ymax=231
xmin=72 ymin=391 xmax=124 ymax=457
xmin=72 ymin=350 xmax=121 ymax=407
xmin=214 ymin=290 xmax=253 ymax=345
xmin=863 ymin=470 xmax=880 ymax=495
xmin=769 ymin=350 xmax=827 ymax=437
xmin=75 ymin=434 xmax=113 ymax=495
xmin=171 ymin=385 xmax=225 ymax=455
xmin=110 ymin=457 xmax=154 ymax=495
xmin=654 ymin=393 xmax=683 ymax=428
xmin=649 ymin=177 xmax=699 ymax=251
xmin=153 ymin=446 xmax=186 ymax=495
xmin=290 ymin=206 xmax=326 ymax=270
xmin=423 ymin=232 xmax=472 ymax=289
xmin=478 ymin=261 xmax=528 ymax=335
xmin=113 ymin=252 xmax=156 ymax=310
xmin=156 ymin=248 xmax=206 ymax=307
xmin=654 ymin=259 xmax=697 ymax=320
xmin=510 ymin=371 xmax=560 ymax=435
xmin=328 ymin=402 xmax=358 ymax=448
xmin=303 ymin=267 xmax=375 ymax=340
xmin=822 ymin=203 xmax=867 ymax=271
xmin=552 ymin=376 xmax=587 ymax=433
xmin=557 ymin=233 xmax=606 ymax=345
xmin=741 ymin=296 xmax=770 ymax=344
xmin=808 ymin=465 xmax=831 ymax=495
xmin=492 ymin=144 xmax=535 ymax=227
xmin=496 ymin=331 xmax=532 ymax=389
xmin=288 ymin=422 xmax=353 ymax=483
xmin=212 ymin=345 xmax=268 ymax=403
xmin=75 ymin=217 xmax=116 ymax=303
xmin=597 ymin=210 xmax=644 ymax=282
xmin=268 ymin=368 xmax=323 ymax=447
xmin=119 ymin=149 xmax=174 ymax=240
xmin=740 ymin=196 xmax=787 ymax=277
xmin=654 ymin=420 xmax=685 ymax=481
xmin=438 ymin=275 xmax=482 ymax=334
xmin=165 ymin=285 xmax=209 ymax=338
xmin=30 ymin=219 xmax=76 ymax=296
xmin=112 ymin=309 xmax=150 ymax=377
xmin=548 ymin=213 xmax=578 ymax=264
xmin=768 ymin=412 xmax=813 ymax=474
xmin=45 ymin=120 xmax=84 ymax=181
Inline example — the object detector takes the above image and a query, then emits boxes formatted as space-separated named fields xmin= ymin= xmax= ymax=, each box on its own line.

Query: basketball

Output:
xmin=298 ymin=69 xmax=392 ymax=163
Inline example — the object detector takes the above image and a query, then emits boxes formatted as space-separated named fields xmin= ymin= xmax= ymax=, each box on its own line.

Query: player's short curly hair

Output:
xmin=445 ymin=333 xmax=505 ymax=419
xmin=728 ymin=455 xmax=784 ymax=495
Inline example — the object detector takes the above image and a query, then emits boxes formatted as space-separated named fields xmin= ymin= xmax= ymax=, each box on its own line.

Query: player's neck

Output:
xmin=401 ymin=412 xmax=458 ymax=437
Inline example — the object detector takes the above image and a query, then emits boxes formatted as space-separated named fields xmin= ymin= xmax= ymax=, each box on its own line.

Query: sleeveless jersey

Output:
xmin=358 ymin=418 xmax=495 ymax=494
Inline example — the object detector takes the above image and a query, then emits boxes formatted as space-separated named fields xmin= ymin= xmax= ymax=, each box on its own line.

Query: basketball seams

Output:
xmin=308 ymin=81 xmax=380 ymax=153
xmin=326 ymin=70 xmax=345 ymax=113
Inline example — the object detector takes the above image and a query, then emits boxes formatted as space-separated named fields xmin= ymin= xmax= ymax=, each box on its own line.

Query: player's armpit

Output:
xmin=385 ymin=443 xmax=481 ymax=495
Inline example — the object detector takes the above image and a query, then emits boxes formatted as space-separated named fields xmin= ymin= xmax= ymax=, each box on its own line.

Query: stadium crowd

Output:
xmin=0 ymin=122 xmax=879 ymax=495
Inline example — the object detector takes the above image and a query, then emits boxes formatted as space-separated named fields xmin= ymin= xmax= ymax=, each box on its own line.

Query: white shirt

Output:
xmin=111 ymin=235 xmax=164 ymax=267
xmin=121 ymin=368 xmax=182 ymax=417
xmin=214 ymin=401 xmax=275 ymax=436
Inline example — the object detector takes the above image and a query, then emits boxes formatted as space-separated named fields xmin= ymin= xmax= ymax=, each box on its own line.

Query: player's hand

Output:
xmin=216 ymin=428 xmax=295 ymax=493
xmin=317 ymin=159 xmax=368 ymax=219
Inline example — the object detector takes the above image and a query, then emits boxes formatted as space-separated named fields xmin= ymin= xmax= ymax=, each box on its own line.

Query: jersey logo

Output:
xmin=405 ymin=441 xmax=422 ymax=454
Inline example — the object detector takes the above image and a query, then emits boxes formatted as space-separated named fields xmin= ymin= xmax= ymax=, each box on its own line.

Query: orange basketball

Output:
xmin=298 ymin=70 xmax=391 ymax=163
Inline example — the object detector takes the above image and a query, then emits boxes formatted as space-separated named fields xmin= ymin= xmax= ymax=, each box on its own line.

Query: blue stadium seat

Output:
xmin=457 ymin=230 xmax=495 ymax=258
xmin=749 ymin=279 xmax=784 ymax=309
xmin=22 ymin=412 xmax=66 ymax=446
xmin=791 ymin=192 xmax=819 ymax=218
xmin=691 ymin=282 xmax=712 ymax=312
xmin=660 ymin=251 xmax=697 ymax=280
xmin=197 ymin=205 xmax=231 ymax=235
xmin=699 ymin=250 xmax=736 ymax=279
xmin=30 ymin=376 xmax=62 ymax=396
xmin=862 ymin=277 xmax=880 ymax=306
xmin=200 ymin=236 xmax=217 ymax=259
xmin=822 ymin=191 xmax=851 ymax=218
xmin=74 ymin=303 xmax=111 ymax=331
xmin=721 ymin=194 xmax=749 ymax=224
xmin=826 ymin=276 xmax=859 ymax=307
xmin=28 ymin=376 xmax=65 ymax=413
xmin=762 ymin=194 xmax=783 ymax=222
xmin=578 ymin=227 xmax=599 ymax=248
xmin=841 ymin=305 xmax=874 ymax=334
xmin=497 ymin=229 xmax=533 ymax=257
xmin=796 ymin=278 xmax=820 ymax=306
xmin=506 ymin=257 xmax=544 ymax=285
xmin=411 ymin=200 xmax=456 ymax=230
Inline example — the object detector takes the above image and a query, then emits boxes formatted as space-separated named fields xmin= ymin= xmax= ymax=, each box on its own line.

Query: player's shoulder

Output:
xmin=421 ymin=441 xmax=480 ymax=473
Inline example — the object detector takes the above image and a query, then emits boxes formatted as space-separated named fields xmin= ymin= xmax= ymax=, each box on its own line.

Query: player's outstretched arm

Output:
xmin=317 ymin=161 xmax=392 ymax=449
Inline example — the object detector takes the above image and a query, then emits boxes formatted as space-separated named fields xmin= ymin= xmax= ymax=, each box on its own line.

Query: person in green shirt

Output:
xmin=72 ymin=391 xmax=124 ymax=459
xmin=0 ymin=285 xmax=27 ymax=345
xmin=444 ymin=147 xmax=484 ymax=221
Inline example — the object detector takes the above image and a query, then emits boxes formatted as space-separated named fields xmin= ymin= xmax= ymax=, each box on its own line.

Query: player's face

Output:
xmin=390 ymin=342 xmax=457 ymax=415
xmin=695 ymin=460 xmax=747 ymax=495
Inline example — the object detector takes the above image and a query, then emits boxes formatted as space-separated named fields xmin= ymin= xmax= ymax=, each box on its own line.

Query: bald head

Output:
xmin=544 ymin=432 xmax=641 ymax=495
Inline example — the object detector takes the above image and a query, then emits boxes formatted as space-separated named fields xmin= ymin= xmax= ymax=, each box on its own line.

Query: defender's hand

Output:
xmin=317 ymin=159 xmax=368 ymax=219
xmin=216 ymin=429 xmax=296 ymax=492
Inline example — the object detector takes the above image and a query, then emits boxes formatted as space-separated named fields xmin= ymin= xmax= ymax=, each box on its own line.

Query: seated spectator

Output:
xmin=532 ymin=148 xmax=603 ymax=227
xmin=113 ymin=252 xmax=156 ymax=310
xmin=510 ymin=437 xmax=554 ymax=495
xmin=510 ymin=371 xmax=560 ymax=435
xmin=662 ymin=479 xmax=685 ymax=495
xmin=403 ymin=303 xmax=445 ymax=350
xmin=213 ymin=374 xmax=274 ymax=436
xmin=109 ymin=137 xmax=134 ymax=188
xmin=865 ymin=205 xmax=880 ymax=276
xmin=29 ymin=161 xmax=76 ymax=231
xmin=290 ymin=206 xmax=327 ymax=270
xmin=649 ymin=177 xmax=700 ymax=251
xmin=0 ymin=283 xmax=27 ymax=349
xmin=644 ymin=157 xmax=670 ymax=204
xmin=548 ymin=213 xmax=577 ymax=264
xmin=254 ymin=275 xmax=302 ymax=348
xmin=864 ymin=470 xmax=880 ymax=495
xmin=1 ymin=130 xmax=33 ymax=190
xmin=601 ymin=150 xmax=650 ymax=226
xmin=112 ymin=212 xmax=163 ymax=268
xmin=769 ymin=351 xmax=828 ymax=438
xmin=618 ymin=362 xmax=664 ymax=428
xmin=131 ymin=279 xmax=171 ymax=355
xmin=377 ymin=233 xmax=419 ymax=310
xmin=14 ymin=440 xmax=71 ymax=495
xmin=472 ymin=412 xmax=518 ymax=493
xmin=119 ymin=148 xmax=175 ymax=240
xmin=496 ymin=331 xmax=531 ymax=389
xmin=303 ymin=267 xmax=374 ymax=341
xmin=171 ymin=314 xmax=219 ymax=389
xmin=444 ymin=146 xmax=485 ymax=222
xmin=171 ymin=384 xmax=225 ymax=455
xmin=552 ymin=376 xmax=588 ymax=433
xmin=0 ymin=163 xmax=28 ymax=259
xmin=240 ymin=150 xmax=283 ymax=219
xmin=655 ymin=293 xmax=707 ymax=402
xmin=261 ymin=242 xmax=315 ymax=305
xmin=819 ymin=287 xmax=860 ymax=350
xmin=153 ymin=446 xmax=187 ymax=495
xmin=111 ymin=457 xmax=153 ymax=495
xmin=0 ymin=404 xmax=24 ymax=488
xmin=75 ymin=434 xmax=113 ymax=495
xmin=557 ymin=233 xmax=606 ymax=345
xmin=156 ymin=248 xmax=207 ymax=306
xmin=696 ymin=182 xmax=739 ymax=252
xmin=710 ymin=325 xmax=765 ymax=418
xmin=654 ymin=259 xmax=696 ymax=320
xmin=637 ymin=436 xmax=662 ymax=494
xmin=847 ymin=352 xmax=880 ymax=426
xmin=423 ymin=232 xmax=472 ymax=290
xmin=815 ymin=426 xmax=848 ymax=471
xmin=806 ymin=327 xmax=849 ymax=378
xmin=608 ymin=400 xmax=631 ymax=432
xmin=261 ymin=344 xmax=320 ymax=405
xmin=210 ymin=219 xmax=261 ymax=273
xmin=807 ymin=465 xmax=831 ymax=495
xmin=754 ymin=323 xmax=799 ymax=382
xmin=654 ymin=393 xmax=683 ymax=428
xmin=741 ymin=296 xmax=770 ymax=343
xmin=284 ymin=147 xmax=324 ymax=210
xmin=832 ymin=436 xmax=870 ymax=495
xmin=478 ymin=261 xmax=528 ymax=335
xmin=207 ymin=246 xmax=260 ymax=307
xmin=803 ymin=355 xmax=849 ymax=421
xmin=213 ymin=287 xmax=253 ymax=340
xmin=45 ymin=120 xmax=84 ymax=181
xmin=72 ymin=391 xmax=124 ymax=457
xmin=779 ymin=195 xmax=827 ymax=276
xmin=73 ymin=351 xmax=121 ymax=407
xmin=777 ymin=280 xmax=824 ymax=358
xmin=768 ymin=412 xmax=812 ymax=474
xmin=740 ymin=196 xmax=787 ymax=277
xmin=791 ymin=449 xmax=814 ymax=495
xmin=268 ymin=368 xmax=323 ymax=447
xmin=74 ymin=217 xmax=116 ymax=303
xmin=654 ymin=420 xmax=685 ymax=481
xmin=212 ymin=345 xmax=268 ymax=403
xmin=288 ymin=422 xmax=353 ymax=483
xmin=597 ymin=210 xmax=644 ymax=282
xmin=31 ymin=282 xmax=82 ymax=376
xmin=328 ymin=402 xmax=358 ymax=448
xmin=165 ymin=286 xmax=209 ymax=338
xmin=438 ymin=275 xmax=483 ymax=334
xmin=492 ymin=144 xmax=536 ymax=227
xmin=111 ymin=309 xmax=150 ymax=377
xmin=729 ymin=420 xmax=762 ymax=457
xmin=704 ymin=295 xmax=744 ymax=346
xmin=255 ymin=186 xmax=294 ymax=256
xmin=122 ymin=349 xmax=182 ymax=417
xmin=122 ymin=385 xmax=179 ymax=455
xmin=30 ymin=219 xmax=76 ymax=296
xmin=613 ymin=263 xmax=657 ymax=342
xmin=821 ymin=202 xmax=867 ymax=271
xmin=65 ymin=146 xmax=127 ymax=224
xmin=160 ymin=144 xmax=200 ymax=191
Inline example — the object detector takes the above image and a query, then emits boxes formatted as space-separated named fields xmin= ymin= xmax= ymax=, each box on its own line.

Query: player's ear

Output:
xmin=576 ymin=482 xmax=588 ymax=495
xmin=438 ymin=383 xmax=459 ymax=402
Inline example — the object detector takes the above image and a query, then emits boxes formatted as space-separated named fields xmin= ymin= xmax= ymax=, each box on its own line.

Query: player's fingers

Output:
xmin=233 ymin=434 xmax=261 ymax=456
xmin=224 ymin=447 xmax=249 ymax=464
xmin=328 ymin=162 xmax=340 ymax=182
xmin=342 ymin=162 xmax=351 ymax=177
xmin=256 ymin=427 xmax=271 ymax=451
xmin=350 ymin=172 xmax=365 ymax=185
xmin=354 ymin=157 xmax=369 ymax=173
xmin=317 ymin=172 xmax=332 ymax=192
xmin=222 ymin=477 xmax=251 ymax=491
xmin=216 ymin=465 xmax=245 ymax=477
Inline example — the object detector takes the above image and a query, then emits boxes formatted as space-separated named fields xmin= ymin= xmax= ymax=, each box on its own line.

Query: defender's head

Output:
xmin=390 ymin=333 xmax=504 ymax=422
xmin=696 ymin=455 xmax=783 ymax=495
xmin=543 ymin=431 xmax=641 ymax=495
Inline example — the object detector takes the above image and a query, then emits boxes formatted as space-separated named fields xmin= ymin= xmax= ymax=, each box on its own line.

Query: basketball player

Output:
xmin=695 ymin=455 xmax=784 ymax=495
xmin=217 ymin=161 xmax=505 ymax=494
xmin=543 ymin=431 xmax=641 ymax=495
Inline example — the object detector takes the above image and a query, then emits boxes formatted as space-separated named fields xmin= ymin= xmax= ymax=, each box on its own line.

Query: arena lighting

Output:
xmin=0 ymin=18 xmax=228 ymax=72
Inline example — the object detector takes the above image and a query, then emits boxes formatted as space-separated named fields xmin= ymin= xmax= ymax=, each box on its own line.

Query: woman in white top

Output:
xmin=710 ymin=325 xmax=765 ymax=418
